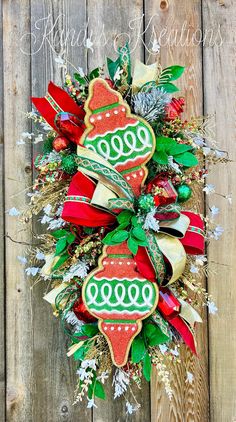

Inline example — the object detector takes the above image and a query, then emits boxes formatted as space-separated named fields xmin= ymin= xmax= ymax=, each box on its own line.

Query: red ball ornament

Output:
xmin=52 ymin=136 xmax=70 ymax=152
xmin=165 ymin=97 xmax=185 ymax=121
xmin=73 ymin=296 xmax=97 ymax=323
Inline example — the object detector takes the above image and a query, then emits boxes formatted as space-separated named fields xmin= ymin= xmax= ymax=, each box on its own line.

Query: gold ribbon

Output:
xmin=153 ymin=214 xmax=190 ymax=285
xmin=132 ymin=60 xmax=160 ymax=93
xmin=179 ymin=298 xmax=202 ymax=328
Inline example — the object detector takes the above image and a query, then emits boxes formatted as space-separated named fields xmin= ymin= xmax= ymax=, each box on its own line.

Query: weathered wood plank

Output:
xmin=202 ymin=1 xmax=236 ymax=421
xmin=3 ymin=1 xmax=33 ymax=421
xmin=144 ymin=1 xmax=209 ymax=421
xmin=86 ymin=1 xmax=151 ymax=421
xmin=30 ymin=1 xmax=91 ymax=421
xmin=0 ymin=0 xmax=5 ymax=419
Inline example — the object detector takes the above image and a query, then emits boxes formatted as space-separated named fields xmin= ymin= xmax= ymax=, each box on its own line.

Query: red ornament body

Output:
xmin=73 ymin=296 xmax=97 ymax=323
xmin=165 ymin=98 xmax=185 ymax=121
xmin=52 ymin=136 xmax=70 ymax=152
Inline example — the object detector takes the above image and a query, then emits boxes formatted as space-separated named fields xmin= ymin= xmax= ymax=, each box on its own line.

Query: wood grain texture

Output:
xmin=0 ymin=0 xmax=5 ymax=419
xmin=30 ymin=1 xmax=91 ymax=421
xmin=202 ymin=1 xmax=236 ymax=422
xmin=3 ymin=1 xmax=33 ymax=421
xmin=144 ymin=1 xmax=209 ymax=421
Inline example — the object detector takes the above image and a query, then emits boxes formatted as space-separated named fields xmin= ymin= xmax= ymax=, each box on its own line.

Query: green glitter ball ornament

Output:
xmin=176 ymin=184 xmax=192 ymax=203
xmin=61 ymin=154 xmax=78 ymax=174
xmin=138 ymin=194 xmax=155 ymax=211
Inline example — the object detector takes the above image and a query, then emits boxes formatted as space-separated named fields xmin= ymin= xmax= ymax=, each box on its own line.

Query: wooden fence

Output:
xmin=1 ymin=0 xmax=236 ymax=421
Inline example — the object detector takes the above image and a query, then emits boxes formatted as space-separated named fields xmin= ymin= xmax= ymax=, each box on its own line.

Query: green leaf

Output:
xmin=158 ymin=83 xmax=179 ymax=93
xmin=73 ymin=345 xmax=87 ymax=361
xmin=94 ymin=380 xmax=106 ymax=400
xmin=132 ymin=226 xmax=146 ymax=242
xmin=107 ymin=57 xmax=120 ymax=80
xmin=144 ymin=323 xmax=169 ymax=346
xmin=55 ymin=238 xmax=67 ymax=255
xmin=81 ymin=324 xmax=99 ymax=338
xmin=131 ymin=335 xmax=146 ymax=363
xmin=66 ymin=233 xmax=76 ymax=244
xmin=143 ymin=352 xmax=152 ymax=382
xmin=156 ymin=136 xmax=177 ymax=152
xmin=102 ymin=230 xmax=119 ymax=245
xmin=152 ymin=151 xmax=169 ymax=165
xmin=117 ymin=210 xmax=133 ymax=225
xmin=174 ymin=152 xmax=199 ymax=167
xmin=52 ymin=252 xmax=69 ymax=271
xmin=52 ymin=229 xmax=68 ymax=239
xmin=161 ymin=65 xmax=185 ymax=81
xmin=74 ymin=73 xmax=86 ymax=85
xmin=89 ymin=67 xmax=100 ymax=80
xmin=111 ymin=230 xmax=129 ymax=243
xmin=131 ymin=216 xmax=139 ymax=227
xmin=88 ymin=377 xmax=95 ymax=399
xmin=168 ymin=143 xmax=193 ymax=156
xmin=127 ymin=236 xmax=138 ymax=255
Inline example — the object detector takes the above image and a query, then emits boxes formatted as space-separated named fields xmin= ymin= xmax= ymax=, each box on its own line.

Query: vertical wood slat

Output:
xmin=202 ymin=2 xmax=236 ymax=422
xmin=86 ymin=1 xmax=151 ymax=421
xmin=144 ymin=1 xmax=209 ymax=421
xmin=30 ymin=1 xmax=91 ymax=421
xmin=0 ymin=0 xmax=5 ymax=419
xmin=3 ymin=1 xmax=33 ymax=421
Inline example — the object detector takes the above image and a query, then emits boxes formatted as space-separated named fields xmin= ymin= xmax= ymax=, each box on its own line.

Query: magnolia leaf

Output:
xmin=52 ymin=229 xmax=68 ymax=239
xmin=131 ymin=335 xmax=146 ymax=363
xmin=127 ymin=237 xmax=138 ymax=255
xmin=144 ymin=322 xmax=169 ymax=346
xmin=102 ymin=230 xmax=119 ymax=245
xmin=52 ymin=252 xmax=69 ymax=270
xmin=153 ymin=151 xmax=169 ymax=165
xmin=81 ymin=324 xmax=99 ymax=338
xmin=117 ymin=210 xmax=133 ymax=225
xmin=143 ymin=352 xmax=152 ymax=382
xmin=168 ymin=143 xmax=193 ymax=156
xmin=161 ymin=65 xmax=185 ymax=82
xmin=156 ymin=136 xmax=177 ymax=152
xmin=94 ymin=380 xmax=106 ymax=400
xmin=111 ymin=230 xmax=129 ymax=243
xmin=132 ymin=226 xmax=146 ymax=241
xmin=74 ymin=73 xmax=86 ymax=85
xmin=89 ymin=67 xmax=101 ymax=80
xmin=174 ymin=152 xmax=198 ymax=167
xmin=158 ymin=83 xmax=179 ymax=93
xmin=131 ymin=215 xmax=139 ymax=227
xmin=66 ymin=232 xmax=76 ymax=244
xmin=107 ymin=57 xmax=120 ymax=80
xmin=55 ymin=238 xmax=67 ymax=255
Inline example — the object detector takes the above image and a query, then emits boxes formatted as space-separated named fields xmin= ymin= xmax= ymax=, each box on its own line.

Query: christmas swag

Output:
xmin=17 ymin=44 xmax=228 ymax=410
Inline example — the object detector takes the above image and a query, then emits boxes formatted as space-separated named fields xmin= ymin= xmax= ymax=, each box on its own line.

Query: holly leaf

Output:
xmin=143 ymin=352 xmax=152 ymax=382
xmin=74 ymin=73 xmax=86 ymax=85
xmin=156 ymin=136 xmax=177 ymax=152
xmin=152 ymin=151 xmax=169 ymax=165
xmin=158 ymin=83 xmax=179 ymax=93
xmin=111 ymin=230 xmax=129 ymax=243
xmin=131 ymin=335 xmax=146 ymax=363
xmin=81 ymin=324 xmax=99 ymax=338
xmin=144 ymin=322 xmax=169 ymax=346
xmin=117 ymin=210 xmax=133 ymax=225
xmin=55 ymin=238 xmax=67 ymax=255
xmin=168 ymin=143 xmax=193 ymax=156
xmin=127 ymin=236 xmax=138 ymax=255
xmin=174 ymin=152 xmax=198 ymax=167
xmin=94 ymin=380 xmax=106 ymax=400
xmin=132 ymin=226 xmax=146 ymax=242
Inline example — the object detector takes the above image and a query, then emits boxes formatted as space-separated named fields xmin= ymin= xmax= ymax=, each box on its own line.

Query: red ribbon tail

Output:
xmin=169 ymin=315 xmax=197 ymax=355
